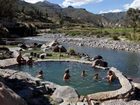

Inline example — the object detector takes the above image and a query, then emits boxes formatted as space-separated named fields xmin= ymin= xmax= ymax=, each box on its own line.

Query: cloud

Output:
xmin=99 ymin=9 xmax=122 ymax=14
xmin=62 ymin=0 xmax=103 ymax=7
xmin=24 ymin=0 xmax=44 ymax=3
xmin=123 ymin=0 xmax=140 ymax=10
xmin=123 ymin=3 xmax=130 ymax=10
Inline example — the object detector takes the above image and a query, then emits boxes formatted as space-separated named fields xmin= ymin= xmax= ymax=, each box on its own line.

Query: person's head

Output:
xmin=65 ymin=69 xmax=69 ymax=74
xmin=94 ymin=73 xmax=99 ymax=77
xmin=39 ymin=70 xmax=43 ymax=75
xmin=82 ymin=70 xmax=85 ymax=73
xmin=108 ymin=70 xmax=113 ymax=76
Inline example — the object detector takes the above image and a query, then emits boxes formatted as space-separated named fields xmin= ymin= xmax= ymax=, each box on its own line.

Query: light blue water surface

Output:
xmin=8 ymin=61 xmax=121 ymax=95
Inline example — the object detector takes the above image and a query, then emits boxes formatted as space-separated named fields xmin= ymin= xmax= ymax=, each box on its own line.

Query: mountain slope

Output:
xmin=17 ymin=0 xmax=126 ymax=27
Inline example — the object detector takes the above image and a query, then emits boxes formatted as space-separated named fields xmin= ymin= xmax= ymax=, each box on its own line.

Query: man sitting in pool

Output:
xmin=106 ymin=70 xmax=117 ymax=83
xmin=16 ymin=52 xmax=26 ymax=65
xmin=63 ymin=69 xmax=71 ymax=81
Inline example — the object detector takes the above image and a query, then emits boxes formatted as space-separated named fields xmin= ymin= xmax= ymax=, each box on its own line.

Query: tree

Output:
xmin=127 ymin=8 xmax=140 ymax=36
xmin=0 ymin=0 xmax=18 ymax=19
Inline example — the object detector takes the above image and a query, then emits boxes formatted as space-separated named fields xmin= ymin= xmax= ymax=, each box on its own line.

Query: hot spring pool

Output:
xmin=7 ymin=61 xmax=121 ymax=95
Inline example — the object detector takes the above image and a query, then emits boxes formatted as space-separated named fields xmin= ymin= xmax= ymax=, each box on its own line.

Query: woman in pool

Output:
xmin=36 ymin=70 xmax=44 ymax=79
xmin=81 ymin=70 xmax=87 ymax=77
xmin=63 ymin=69 xmax=70 ymax=81
xmin=106 ymin=70 xmax=116 ymax=83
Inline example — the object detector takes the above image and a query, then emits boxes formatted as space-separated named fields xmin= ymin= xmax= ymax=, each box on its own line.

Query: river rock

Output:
xmin=0 ymin=47 xmax=13 ymax=59
xmin=18 ymin=43 xmax=28 ymax=49
xmin=92 ymin=59 xmax=108 ymax=67
xmin=11 ymin=50 xmax=19 ymax=58
xmin=0 ymin=25 xmax=9 ymax=37
xmin=48 ymin=40 xmax=59 ymax=47
xmin=77 ymin=102 xmax=88 ymax=105
xmin=52 ymin=45 xmax=67 ymax=52
xmin=0 ymin=82 xmax=27 ymax=105
xmin=51 ymin=97 xmax=63 ymax=104
xmin=51 ymin=86 xmax=79 ymax=102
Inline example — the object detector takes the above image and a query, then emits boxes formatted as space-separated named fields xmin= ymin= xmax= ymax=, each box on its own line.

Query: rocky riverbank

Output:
xmin=23 ymin=34 xmax=140 ymax=53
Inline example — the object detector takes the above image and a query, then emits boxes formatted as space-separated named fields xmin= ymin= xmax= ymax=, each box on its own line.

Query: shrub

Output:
xmin=68 ymin=48 xmax=76 ymax=55
xmin=112 ymin=36 xmax=120 ymax=40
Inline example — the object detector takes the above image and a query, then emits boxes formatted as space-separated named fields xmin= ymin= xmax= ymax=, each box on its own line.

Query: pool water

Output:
xmin=8 ymin=61 xmax=121 ymax=95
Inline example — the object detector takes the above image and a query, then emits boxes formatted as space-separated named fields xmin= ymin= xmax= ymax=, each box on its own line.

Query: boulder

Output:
xmin=0 ymin=82 xmax=27 ymax=105
xmin=48 ymin=40 xmax=59 ymax=47
xmin=18 ymin=43 xmax=28 ymax=49
xmin=0 ymin=47 xmax=13 ymax=59
xmin=0 ymin=39 xmax=7 ymax=45
xmin=0 ymin=25 xmax=9 ymax=37
xmin=11 ymin=50 xmax=19 ymax=58
xmin=92 ymin=59 xmax=108 ymax=67
xmin=52 ymin=45 xmax=67 ymax=52
xmin=51 ymin=86 xmax=79 ymax=102
xmin=93 ymin=55 xmax=103 ymax=60
xmin=40 ymin=53 xmax=46 ymax=59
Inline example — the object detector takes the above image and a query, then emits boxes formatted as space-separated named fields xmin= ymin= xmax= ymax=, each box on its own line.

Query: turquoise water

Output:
xmin=8 ymin=61 xmax=121 ymax=95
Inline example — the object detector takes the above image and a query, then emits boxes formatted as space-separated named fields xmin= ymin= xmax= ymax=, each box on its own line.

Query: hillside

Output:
xmin=17 ymin=0 xmax=125 ymax=27
xmin=0 ymin=0 xmax=128 ymax=38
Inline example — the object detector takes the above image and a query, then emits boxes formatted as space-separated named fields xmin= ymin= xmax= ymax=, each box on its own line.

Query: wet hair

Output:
xmin=83 ymin=70 xmax=85 ymax=73
xmin=108 ymin=70 xmax=113 ymax=75
xmin=39 ymin=70 xmax=43 ymax=74
xmin=65 ymin=69 xmax=69 ymax=74
xmin=94 ymin=73 xmax=99 ymax=76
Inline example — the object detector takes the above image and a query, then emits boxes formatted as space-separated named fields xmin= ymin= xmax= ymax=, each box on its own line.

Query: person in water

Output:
xmin=93 ymin=73 xmax=100 ymax=80
xmin=106 ymin=70 xmax=116 ymax=83
xmin=16 ymin=52 xmax=26 ymax=65
xmin=81 ymin=70 xmax=87 ymax=77
xmin=27 ymin=57 xmax=33 ymax=66
xmin=36 ymin=70 xmax=44 ymax=79
xmin=63 ymin=69 xmax=70 ymax=81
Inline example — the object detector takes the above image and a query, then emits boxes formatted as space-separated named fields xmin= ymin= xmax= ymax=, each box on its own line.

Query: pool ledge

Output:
xmin=88 ymin=67 xmax=133 ymax=101
xmin=36 ymin=58 xmax=92 ymax=64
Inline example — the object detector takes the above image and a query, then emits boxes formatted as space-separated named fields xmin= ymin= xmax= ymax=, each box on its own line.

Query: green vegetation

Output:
xmin=68 ymin=48 xmax=76 ymax=55
xmin=23 ymin=48 xmax=80 ymax=60
xmin=56 ymin=25 xmax=140 ymax=41
xmin=0 ymin=0 xmax=139 ymax=42
xmin=0 ymin=0 xmax=18 ymax=19
xmin=126 ymin=8 xmax=140 ymax=41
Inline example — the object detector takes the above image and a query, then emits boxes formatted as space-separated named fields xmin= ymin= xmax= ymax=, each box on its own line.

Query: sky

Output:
xmin=24 ymin=0 xmax=140 ymax=14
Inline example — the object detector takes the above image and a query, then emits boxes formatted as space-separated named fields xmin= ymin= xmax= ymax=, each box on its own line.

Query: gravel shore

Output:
xmin=23 ymin=33 xmax=140 ymax=53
